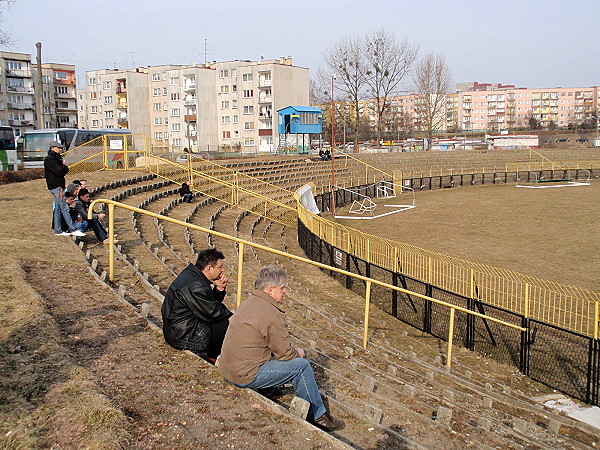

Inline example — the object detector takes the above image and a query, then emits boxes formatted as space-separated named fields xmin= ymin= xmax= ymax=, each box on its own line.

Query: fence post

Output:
xmin=363 ymin=280 xmax=372 ymax=349
xmin=108 ymin=203 xmax=115 ymax=281
xmin=236 ymin=242 xmax=244 ymax=308
xmin=102 ymin=135 xmax=109 ymax=170
xmin=447 ymin=307 xmax=455 ymax=367
xmin=520 ymin=283 xmax=531 ymax=375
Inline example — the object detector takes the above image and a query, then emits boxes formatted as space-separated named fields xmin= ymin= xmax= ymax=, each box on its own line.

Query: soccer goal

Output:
xmin=334 ymin=180 xmax=416 ymax=220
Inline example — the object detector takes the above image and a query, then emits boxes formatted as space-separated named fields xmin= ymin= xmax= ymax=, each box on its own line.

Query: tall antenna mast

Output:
xmin=204 ymin=38 xmax=207 ymax=65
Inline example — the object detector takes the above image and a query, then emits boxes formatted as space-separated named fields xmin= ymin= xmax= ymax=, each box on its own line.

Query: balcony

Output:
xmin=55 ymin=78 xmax=75 ymax=85
xmin=59 ymin=122 xmax=77 ymax=128
xmin=116 ymin=101 xmax=128 ymax=109
xmin=186 ymin=129 xmax=198 ymax=137
xmin=258 ymin=79 xmax=272 ymax=88
xmin=184 ymin=83 xmax=196 ymax=91
xmin=56 ymin=105 xmax=77 ymax=112
xmin=184 ymin=114 xmax=197 ymax=122
xmin=55 ymin=92 xmax=75 ymax=99
xmin=7 ymin=102 xmax=34 ymax=110
xmin=7 ymin=86 xmax=33 ymax=93
xmin=117 ymin=117 xmax=128 ymax=125
xmin=258 ymin=96 xmax=272 ymax=104
xmin=6 ymin=69 xmax=32 ymax=78
xmin=258 ymin=129 xmax=272 ymax=136
xmin=116 ymin=86 xmax=127 ymax=94
xmin=184 ymin=100 xmax=196 ymax=106
xmin=9 ymin=119 xmax=32 ymax=126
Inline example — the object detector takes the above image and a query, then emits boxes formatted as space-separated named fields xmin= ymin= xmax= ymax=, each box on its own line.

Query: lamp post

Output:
xmin=331 ymin=73 xmax=336 ymax=217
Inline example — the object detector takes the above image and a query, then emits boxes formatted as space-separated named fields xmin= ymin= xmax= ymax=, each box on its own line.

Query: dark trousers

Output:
xmin=191 ymin=318 xmax=230 ymax=362
xmin=87 ymin=218 xmax=107 ymax=242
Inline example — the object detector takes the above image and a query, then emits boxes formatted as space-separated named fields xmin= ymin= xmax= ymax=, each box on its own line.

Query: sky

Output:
xmin=2 ymin=0 xmax=599 ymax=91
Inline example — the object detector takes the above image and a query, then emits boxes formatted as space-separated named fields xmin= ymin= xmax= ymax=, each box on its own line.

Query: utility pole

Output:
xmin=35 ymin=42 xmax=44 ymax=129
xmin=331 ymin=73 xmax=336 ymax=217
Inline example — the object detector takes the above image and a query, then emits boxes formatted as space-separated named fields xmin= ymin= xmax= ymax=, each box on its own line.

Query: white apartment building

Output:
xmin=78 ymin=57 xmax=309 ymax=154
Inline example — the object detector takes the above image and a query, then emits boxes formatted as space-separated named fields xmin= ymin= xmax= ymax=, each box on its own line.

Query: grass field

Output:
xmin=335 ymin=182 xmax=600 ymax=292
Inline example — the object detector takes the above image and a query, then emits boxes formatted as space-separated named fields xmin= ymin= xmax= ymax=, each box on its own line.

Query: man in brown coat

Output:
xmin=218 ymin=265 xmax=344 ymax=431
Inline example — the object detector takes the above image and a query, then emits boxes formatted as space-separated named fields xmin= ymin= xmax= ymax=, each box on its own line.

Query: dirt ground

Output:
xmin=335 ymin=182 xmax=600 ymax=292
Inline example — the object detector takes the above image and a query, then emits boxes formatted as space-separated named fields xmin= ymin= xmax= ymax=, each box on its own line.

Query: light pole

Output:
xmin=331 ymin=74 xmax=337 ymax=217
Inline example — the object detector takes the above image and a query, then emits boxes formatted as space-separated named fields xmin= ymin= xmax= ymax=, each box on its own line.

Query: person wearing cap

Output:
xmin=44 ymin=141 xmax=86 ymax=237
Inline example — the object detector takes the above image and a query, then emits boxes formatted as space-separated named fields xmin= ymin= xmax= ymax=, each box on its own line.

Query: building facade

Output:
xmin=77 ymin=57 xmax=309 ymax=154
xmin=0 ymin=52 xmax=77 ymax=136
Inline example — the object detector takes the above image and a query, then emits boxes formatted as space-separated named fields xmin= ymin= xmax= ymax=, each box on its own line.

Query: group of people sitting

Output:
xmin=44 ymin=141 xmax=109 ymax=245
xmin=161 ymin=248 xmax=345 ymax=432
xmin=318 ymin=149 xmax=332 ymax=161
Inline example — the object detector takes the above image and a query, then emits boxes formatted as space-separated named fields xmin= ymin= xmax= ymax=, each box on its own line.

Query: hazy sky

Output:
xmin=3 ymin=0 xmax=599 ymax=91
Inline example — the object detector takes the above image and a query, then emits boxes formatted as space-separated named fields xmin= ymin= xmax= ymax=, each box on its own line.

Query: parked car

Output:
xmin=576 ymin=137 xmax=589 ymax=143
xmin=556 ymin=137 xmax=570 ymax=142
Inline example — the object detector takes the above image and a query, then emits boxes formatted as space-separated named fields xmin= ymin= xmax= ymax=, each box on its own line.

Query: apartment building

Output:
xmin=0 ymin=52 xmax=35 ymax=136
xmin=0 ymin=52 xmax=77 ymax=136
xmin=78 ymin=57 xmax=309 ymax=154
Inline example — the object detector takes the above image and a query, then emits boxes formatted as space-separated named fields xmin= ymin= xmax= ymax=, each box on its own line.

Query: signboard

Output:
xmin=109 ymin=139 xmax=123 ymax=150
xmin=334 ymin=249 xmax=343 ymax=266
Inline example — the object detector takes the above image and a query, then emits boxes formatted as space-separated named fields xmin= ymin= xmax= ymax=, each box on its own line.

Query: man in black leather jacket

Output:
xmin=161 ymin=248 xmax=232 ymax=363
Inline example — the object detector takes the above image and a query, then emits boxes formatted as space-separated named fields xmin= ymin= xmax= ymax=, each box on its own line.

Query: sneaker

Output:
xmin=71 ymin=230 xmax=86 ymax=237
xmin=314 ymin=412 xmax=345 ymax=431
xmin=55 ymin=231 xmax=71 ymax=236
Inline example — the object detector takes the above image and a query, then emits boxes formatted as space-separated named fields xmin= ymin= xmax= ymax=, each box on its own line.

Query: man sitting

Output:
xmin=218 ymin=265 xmax=345 ymax=431
xmin=161 ymin=248 xmax=232 ymax=363
xmin=74 ymin=188 xmax=108 ymax=244
xmin=65 ymin=191 xmax=87 ymax=234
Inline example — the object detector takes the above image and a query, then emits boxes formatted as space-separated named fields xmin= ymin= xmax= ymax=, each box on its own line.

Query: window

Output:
xmin=44 ymin=106 xmax=52 ymax=114
xmin=172 ymin=138 xmax=181 ymax=146
xmin=171 ymin=123 xmax=180 ymax=131
xmin=232 ymin=115 xmax=238 ymax=124
xmin=55 ymin=71 xmax=67 ymax=80
xmin=233 ymin=131 xmax=239 ymax=138
xmin=242 ymin=89 xmax=253 ymax=98
xmin=221 ymin=101 xmax=229 ymax=109
xmin=171 ymin=108 xmax=180 ymax=116
xmin=242 ymin=73 xmax=252 ymax=82
xmin=243 ymin=105 xmax=254 ymax=114
xmin=163 ymin=87 xmax=168 ymax=95
xmin=153 ymin=103 xmax=161 ymax=111
xmin=169 ymin=77 xmax=180 ymax=85
xmin=88 ymin=77 xmax=96 ymax=85
xmin=244 ymin=121 xmax=254 ymax=130
xmin=103 ymin=81 xmax=112 ymax=89
xmin=55 ymin=86 xmax=68 ymax=94
xmin=91 ymin=119 xmax=100 ymax=127
xmin=220 ymin=85 xmax=230 ymax=93
xmin=91 ymin=105 xmax=99 ymax=113
xmin=154 ymin=118 xmax=163 ymax=125
xmin=153 ymin=88 xmax=161 ymax=96
xmin=163 ymin=102 xmax=168 ymax=110
xmin=104 ymin=96 xmax=113 ymax=104
xmin=221 ymin=116 xmax=230 ymax=124
xmin=152 ymin=73 xmax=160 ymax=81
xmin=6 ymin=61 xmax=22 ymax=71
xmin=244 ymin=137 xmax=254 ymax=146
xmin=170 ymin=93 xmax=180 ymax=101
xmin=232 ymin=100 xmax=238 ymax=109
xmin=232 ymin=84 xmax=237 ymax=92
xmin=231 ymin=69 xmax=237 ymax=78
xmin=154 ymin=132 xmax=162 ymax=140
xmin=222 ymin=131 xmax=231 ymax=139
xmin=219 ymin=69 xmax=228 ymax=78
xmin=105 ymin=110 xmax=114 ymax=118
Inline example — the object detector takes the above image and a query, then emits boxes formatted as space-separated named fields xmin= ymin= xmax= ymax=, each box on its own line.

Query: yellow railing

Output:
xmin=72 ymin=135 xmax=599 ymax=339
xmin=297 ymin=205 xmax=600 ymax=338
xmin=89 ymin=198 xmax=526 ymax=366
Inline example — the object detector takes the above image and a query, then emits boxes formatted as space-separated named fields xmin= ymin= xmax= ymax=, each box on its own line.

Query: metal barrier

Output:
xmin=88 ymin=198 xmax=525 ymax=367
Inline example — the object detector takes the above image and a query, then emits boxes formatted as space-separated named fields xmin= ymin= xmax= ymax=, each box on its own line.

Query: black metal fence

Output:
xmin=298 ymin=170 xmax=600 ymax=405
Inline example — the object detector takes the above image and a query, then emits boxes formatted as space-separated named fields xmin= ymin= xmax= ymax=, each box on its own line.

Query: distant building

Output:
xmin=78 ymin=57 xmax=309 ymax=154
xmin=37 ymin=63 xmax=77 ymax=129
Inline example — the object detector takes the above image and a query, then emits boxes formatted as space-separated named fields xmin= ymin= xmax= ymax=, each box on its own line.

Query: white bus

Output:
xmin=22 ymin=128 xmax=131 ymax=168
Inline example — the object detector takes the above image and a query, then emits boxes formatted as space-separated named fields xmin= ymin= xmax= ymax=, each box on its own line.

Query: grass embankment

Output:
xmin=0 ymin=177 xmax=131 ymax=449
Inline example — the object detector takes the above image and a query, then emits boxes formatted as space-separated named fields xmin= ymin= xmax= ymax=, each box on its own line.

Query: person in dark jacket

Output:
xmin=161 ymin=248 xmax=232 ymax=363
xmin=74 ymin=188 xmax=109 ymax=244
xmin=44 ymin=141 xmax=85 ymax=237
xmin=179 ymin=180 xmax=193 ymax=203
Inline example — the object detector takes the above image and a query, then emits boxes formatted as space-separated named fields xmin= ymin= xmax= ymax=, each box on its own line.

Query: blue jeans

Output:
xmin=50 ymin=187 xmax=75 ymax=234
xmin=73 ymin=220 xmax=88 ymax=233
xmin=182 ymin=193 xmax=193 ymax=203
xmin=87 ymin=218 xmax=107 ymax=242
xmin=230 ymin=358 xmax=326 ymax=420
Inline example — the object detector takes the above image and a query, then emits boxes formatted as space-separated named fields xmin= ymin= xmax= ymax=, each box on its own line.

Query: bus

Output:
xmin=22 ymin=128 xmax=132 ymax=168
xmin=0 ymin=126 xmax=17 ymax=171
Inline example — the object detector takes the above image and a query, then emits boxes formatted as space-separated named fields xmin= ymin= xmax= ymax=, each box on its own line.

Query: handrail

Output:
xmin=89 ymin=198 xmax=525 ymax=367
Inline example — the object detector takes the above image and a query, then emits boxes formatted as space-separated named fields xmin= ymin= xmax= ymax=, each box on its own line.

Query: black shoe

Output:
xmin=314 ymin=412 xmax=345 ymax=431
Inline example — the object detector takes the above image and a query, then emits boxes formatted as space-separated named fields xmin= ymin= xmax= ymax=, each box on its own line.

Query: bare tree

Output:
xmin=413 ymin=53 xmax=452 ymax=149
xmin=364 ymin=29 xmax=418 ymax=145
xmin=323 ymin=36 xmax=368 ymax=151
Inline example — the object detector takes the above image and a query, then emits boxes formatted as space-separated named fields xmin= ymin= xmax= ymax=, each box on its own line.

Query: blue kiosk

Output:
xmin=277 ymin=106 xmax=322 ymax=154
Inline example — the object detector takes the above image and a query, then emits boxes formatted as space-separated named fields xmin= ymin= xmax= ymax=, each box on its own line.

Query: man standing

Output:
xmin=218 ymin=265 xmax=345 ymax=431
xmin=162 ymin=248 xmax=232 ymax=363
xmin=44 ymin=141 xmax=85 ymax=237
